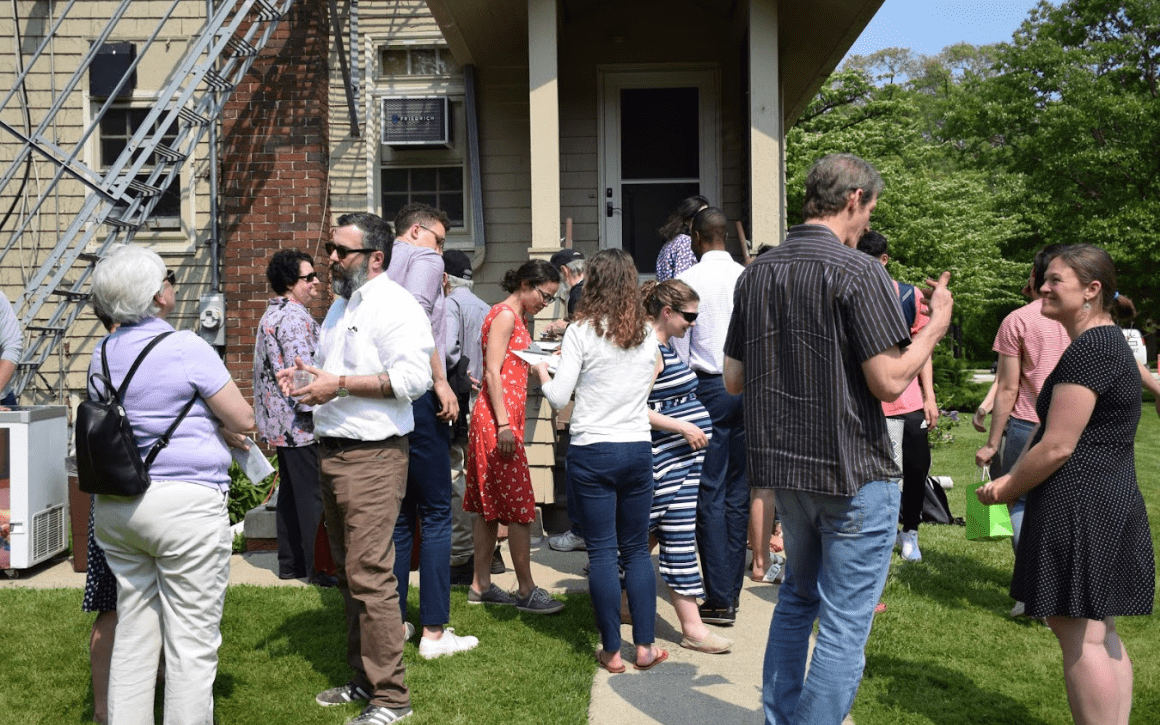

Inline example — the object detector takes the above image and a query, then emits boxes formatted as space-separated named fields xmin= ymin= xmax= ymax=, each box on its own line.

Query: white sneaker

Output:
xmin=899 ymin=529 xmax=922 ymax=561
xmin=761 ymin=552 xmax=786 ymax=584
xmin=403 ymin=621 xmax=415 ymax=641
xmin=418 ymin=627 xmax=479 ymax=659
xmin=549 ymin=530 xmax=586 ymax=552
xmin=1010 ymin=601 xmax=1026 ymax=618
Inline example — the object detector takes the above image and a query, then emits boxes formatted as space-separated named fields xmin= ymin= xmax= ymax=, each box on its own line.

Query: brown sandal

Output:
xmin=634 ymin=647 xmax=669 ymax=671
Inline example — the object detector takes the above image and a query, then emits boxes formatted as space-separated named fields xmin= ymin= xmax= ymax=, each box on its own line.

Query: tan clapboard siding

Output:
xmin=0 ymin=2 xmax=216 ymax=410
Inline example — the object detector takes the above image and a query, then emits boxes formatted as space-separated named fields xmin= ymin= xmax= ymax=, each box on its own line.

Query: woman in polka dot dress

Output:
xmin=978 ymin=244 xmax=1154 ymax=725
xmin=465 ymin=259 xmax=564 ymax=613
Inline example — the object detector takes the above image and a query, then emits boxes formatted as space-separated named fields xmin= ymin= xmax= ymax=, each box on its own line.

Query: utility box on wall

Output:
xmin=199 ymin=292 xmax=226 ymax=347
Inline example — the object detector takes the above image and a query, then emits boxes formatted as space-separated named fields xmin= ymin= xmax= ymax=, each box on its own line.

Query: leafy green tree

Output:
xmin=786 ymin=68 xmax=1026 ymax=360
xmin=948 ymin=0 xmax=1160 ymax=324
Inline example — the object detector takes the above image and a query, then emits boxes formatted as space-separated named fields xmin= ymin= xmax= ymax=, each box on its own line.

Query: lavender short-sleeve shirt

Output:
xmin=89 ymin=317 xmax=233 ymax=490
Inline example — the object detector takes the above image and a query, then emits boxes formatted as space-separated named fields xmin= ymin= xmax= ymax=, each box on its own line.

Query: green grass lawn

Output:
xmin=0 ymin=586 xmax=598 ymax=724
xmin=852 ymin=413 xmax=1160 ymax=725
xmin=1 ymin=415 xmax=1156 ymax=724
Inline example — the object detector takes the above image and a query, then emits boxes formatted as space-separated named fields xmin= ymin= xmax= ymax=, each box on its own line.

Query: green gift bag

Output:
xmin=965 ymin=468 xmax=1014 ymax=541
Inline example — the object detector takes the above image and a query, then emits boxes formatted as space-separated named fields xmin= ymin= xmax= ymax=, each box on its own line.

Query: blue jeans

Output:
xmin=763 ymin=479 xmax=899 ymax=725
xmin=393 ymin=391 xmax=453 ymax=627
xmin=694 ymin=373 xmax=748 ymax=608
xmin=994 ymin=417 xmax=1035 ymax=551
xmin=569 ymin=441 xmax=655 ymax=652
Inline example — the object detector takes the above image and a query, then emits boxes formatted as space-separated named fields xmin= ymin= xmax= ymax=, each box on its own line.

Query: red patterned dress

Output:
xmin=464 ymin=303 xmax=536 ymax=525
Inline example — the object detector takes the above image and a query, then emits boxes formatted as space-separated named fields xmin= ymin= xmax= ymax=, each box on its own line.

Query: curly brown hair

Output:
xmin=573 ymin=248 xmax=649 ymax=349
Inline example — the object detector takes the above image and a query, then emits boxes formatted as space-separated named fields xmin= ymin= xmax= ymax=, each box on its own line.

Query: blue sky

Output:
xmin=845 ymin=0 xmax=1054 ymax=60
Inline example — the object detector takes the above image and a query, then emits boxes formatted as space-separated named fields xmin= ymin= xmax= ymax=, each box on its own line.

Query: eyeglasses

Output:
xmin=325 ymin=242 xmax=377 ymax=259
xmin=676 ymin=309 xmax=698 ymax=323
xmin=298 ymin=272 xmax=318 ymax=282
xmin=418 ymin=224 xmax=445 ymax=247
xmin=534 ymin=287 xmax=554 ymax=303
xmin=164 ymin=270 xmax=176 ymax=286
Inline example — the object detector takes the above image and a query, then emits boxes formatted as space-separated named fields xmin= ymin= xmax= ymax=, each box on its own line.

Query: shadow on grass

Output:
xmin=861 ymin=654 xmax=1054 ymax=725
xmin=890 ymin=548 xmax=1017 ymax=616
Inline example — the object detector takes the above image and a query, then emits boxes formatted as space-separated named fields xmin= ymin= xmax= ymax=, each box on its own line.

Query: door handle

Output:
xmin=606 ymin=200 xmax=615 ymax=218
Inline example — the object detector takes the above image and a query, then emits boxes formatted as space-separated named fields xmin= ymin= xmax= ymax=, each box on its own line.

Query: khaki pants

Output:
xmin=319 ymin=436 xmax=410 ymax=710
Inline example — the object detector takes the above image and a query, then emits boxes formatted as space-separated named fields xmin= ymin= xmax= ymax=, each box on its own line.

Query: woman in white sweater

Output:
xmin=533 ymin=249 xmax=665 ymax=673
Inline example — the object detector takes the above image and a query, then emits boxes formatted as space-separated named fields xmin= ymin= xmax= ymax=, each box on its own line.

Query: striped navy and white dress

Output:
xmin=649 ymin=341 xmax=713 ymax=597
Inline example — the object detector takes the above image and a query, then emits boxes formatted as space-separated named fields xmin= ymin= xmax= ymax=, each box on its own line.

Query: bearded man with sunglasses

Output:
xmin=253 ymin=249 xmax=332 ymax=587
xmin=280 ymin=212 xmax=435 ymax=724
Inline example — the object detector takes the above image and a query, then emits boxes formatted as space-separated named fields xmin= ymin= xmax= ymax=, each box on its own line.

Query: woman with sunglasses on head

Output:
xmin=464 ymin=258 xmax=565 ymax=614
xmin=642 ymin=279 xmax=732 ymax=655
xmin=977 ymin=244 xmax=1153 ymax=725
xmin=533 ymin=249 xmax=666 ymax=672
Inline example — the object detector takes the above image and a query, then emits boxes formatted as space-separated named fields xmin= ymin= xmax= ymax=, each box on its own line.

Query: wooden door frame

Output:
xmin=597 ymin=64 xmax=721 ymax=253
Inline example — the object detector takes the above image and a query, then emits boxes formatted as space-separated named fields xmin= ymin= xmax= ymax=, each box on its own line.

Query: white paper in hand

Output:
xmin=231 ymin=437 xmax=275 ymax=483
xmin=513 ymin=348 xmax=559 ymax=374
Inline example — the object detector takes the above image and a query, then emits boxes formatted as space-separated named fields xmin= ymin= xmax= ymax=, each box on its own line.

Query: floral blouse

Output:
xmin=253 ymin=297 xmax=319 ymax=447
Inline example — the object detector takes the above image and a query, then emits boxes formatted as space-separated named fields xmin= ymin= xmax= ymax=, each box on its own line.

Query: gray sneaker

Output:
xmin=467 ymin=583 xmax=517 ymax=606
xmin=316 ymin=682 xmax=370 ymax=707
xmin=345 ymin=704 xmax=412 ymax=724
xmin=515 ymin=586 xmax=565 ymax=614
xmin=549 ymin=530 xmax=587 ymax=552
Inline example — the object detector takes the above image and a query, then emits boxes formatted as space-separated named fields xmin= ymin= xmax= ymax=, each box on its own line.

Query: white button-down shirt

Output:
xmin=672 ymin=249 xmax=744 ymax=375
xmin=312 ymin=272 xmax=434 ymax=440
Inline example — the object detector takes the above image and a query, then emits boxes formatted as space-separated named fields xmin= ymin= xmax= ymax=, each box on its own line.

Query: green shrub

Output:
xmin=227 ymin=456 xmax=277 ymax=526
xmin=931 ymin=343 xmax=990 ymax=413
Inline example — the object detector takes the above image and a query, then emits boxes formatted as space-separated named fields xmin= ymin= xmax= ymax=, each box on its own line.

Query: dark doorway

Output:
xmin=619 ymin=86 xmax=700 ymax=274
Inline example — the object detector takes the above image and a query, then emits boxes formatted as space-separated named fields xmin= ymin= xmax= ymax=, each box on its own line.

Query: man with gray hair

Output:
xmin=442 ymin=249 xmax=496 ymax=585
xmin=282 ymin=211 xmax=433 ymax=724
xmin=724 ymin=154 xmax=954 ymax=724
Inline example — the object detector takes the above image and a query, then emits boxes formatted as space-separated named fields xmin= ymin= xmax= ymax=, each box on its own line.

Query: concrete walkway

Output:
xmin=1 ymin=539 xmax=850 ymax=725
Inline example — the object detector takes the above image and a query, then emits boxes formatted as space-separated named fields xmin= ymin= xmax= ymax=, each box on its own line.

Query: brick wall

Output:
xmin=220 ymin=0 xmax=332 ymax=399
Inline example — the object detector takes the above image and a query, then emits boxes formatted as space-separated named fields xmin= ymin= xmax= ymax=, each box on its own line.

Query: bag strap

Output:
xmin=100 ymin=330 xmax=197 ymax=470
xmin=104 ymin=331 xmax=177 ymax=401
xmin=143 ymin=393 xmax=199 ymax=468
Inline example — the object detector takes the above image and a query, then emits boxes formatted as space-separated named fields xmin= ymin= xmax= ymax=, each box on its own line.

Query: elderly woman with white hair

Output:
xmin=89 ymin=245 xmax=253 ymax=725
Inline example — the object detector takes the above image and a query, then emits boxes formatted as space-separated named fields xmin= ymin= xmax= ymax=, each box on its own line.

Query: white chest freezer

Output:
xmin=0 ymin=405 xmax=69 ymax=574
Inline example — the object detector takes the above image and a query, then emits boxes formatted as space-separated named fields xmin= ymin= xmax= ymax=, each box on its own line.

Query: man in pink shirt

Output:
xmin=857 ymin=231 xmax=938 ymax=561
xmin=975 ymin=245 xmax=1070 ymax=560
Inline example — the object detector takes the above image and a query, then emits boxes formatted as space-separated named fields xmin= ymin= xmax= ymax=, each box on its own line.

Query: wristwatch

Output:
xmin=335 ymin=375 xmax=349 ymax=398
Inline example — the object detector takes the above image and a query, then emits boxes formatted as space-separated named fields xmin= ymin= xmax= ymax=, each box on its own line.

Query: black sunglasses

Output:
xmin=325 ymin=242 xmax=377 ymax=259
xmin=298 ymin=272 xmax=318 ymax=282
xmin=676 ymin=309 xmax=698 ymax=323
xmin=164 ymin=270 xmax=176 ymax=286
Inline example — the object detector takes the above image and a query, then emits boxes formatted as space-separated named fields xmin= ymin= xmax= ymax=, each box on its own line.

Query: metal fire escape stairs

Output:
xmin=0 ymin=0 xmax=296 ymax=397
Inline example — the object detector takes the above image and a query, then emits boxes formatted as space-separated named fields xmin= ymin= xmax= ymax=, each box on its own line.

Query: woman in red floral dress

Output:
xmin=465 ymin=259 xmax=563 ymax=613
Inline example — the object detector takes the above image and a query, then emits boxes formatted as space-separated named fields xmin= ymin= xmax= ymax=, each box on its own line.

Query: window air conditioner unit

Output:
xmin=381 ymin=96 xmax=450 ymax=147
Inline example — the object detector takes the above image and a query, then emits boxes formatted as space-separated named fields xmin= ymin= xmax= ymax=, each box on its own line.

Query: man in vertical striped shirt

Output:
xmin=723 ymin=153 xmax=954 ymax=725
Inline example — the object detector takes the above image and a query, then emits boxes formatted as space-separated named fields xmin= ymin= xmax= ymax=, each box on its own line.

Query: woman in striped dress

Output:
xmin=643 ymin=280 xmax=732 ymax=654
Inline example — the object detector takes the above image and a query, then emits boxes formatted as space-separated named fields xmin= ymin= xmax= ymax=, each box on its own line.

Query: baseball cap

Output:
xmin=443 ymin=249 xmax=473 ymax=280
xmin=549 ymin=249 xmax=583 ymax=269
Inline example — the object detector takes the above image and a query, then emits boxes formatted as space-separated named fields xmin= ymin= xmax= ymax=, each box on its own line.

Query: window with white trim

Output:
xmin=381 ymin=166 xmax=464 ymax=228
xmin=379 ymin=46 xmax=461 ymax=78
xmin=98 ymin=107 xmax=182 ymax=230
